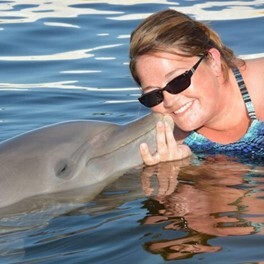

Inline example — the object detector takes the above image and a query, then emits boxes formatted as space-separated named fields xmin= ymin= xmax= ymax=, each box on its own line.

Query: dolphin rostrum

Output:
xmin=0 ymin=113 xmax=173 ymax=209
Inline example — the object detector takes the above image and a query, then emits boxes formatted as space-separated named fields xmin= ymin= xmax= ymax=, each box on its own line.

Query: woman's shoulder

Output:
xmin=244 ymin=56 xmax=264 ymax=70
xmin=243 ymin=56 xmax=264 ymax=79
xmin=240 ymin=56 xmax=264 ymax=120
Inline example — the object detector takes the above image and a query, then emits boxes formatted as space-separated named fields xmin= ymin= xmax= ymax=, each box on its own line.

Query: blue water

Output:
xmin=0 ymin=1 xmax=264 ymax=263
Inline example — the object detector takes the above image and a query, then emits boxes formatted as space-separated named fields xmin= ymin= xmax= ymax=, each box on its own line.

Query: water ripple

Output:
xmin=0 ymin=44 xmax=123 ymax=61
xmin=0 ymin=0 xmax=263 ymax=26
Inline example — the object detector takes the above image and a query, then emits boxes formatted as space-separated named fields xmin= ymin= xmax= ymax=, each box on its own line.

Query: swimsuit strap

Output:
xmin=233 ymin=68 xmax=257 ymax=120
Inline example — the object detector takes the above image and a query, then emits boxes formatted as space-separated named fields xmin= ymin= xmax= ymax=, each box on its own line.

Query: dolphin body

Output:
xmin=0 ymin=113 xmax=171 ymax=209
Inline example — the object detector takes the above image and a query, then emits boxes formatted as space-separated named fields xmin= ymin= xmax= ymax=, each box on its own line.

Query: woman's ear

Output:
xmin=207 ymin=48 xmax=222 ymax=76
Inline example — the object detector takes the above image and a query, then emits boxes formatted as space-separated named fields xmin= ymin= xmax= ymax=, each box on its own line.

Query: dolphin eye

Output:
xmin=55 ymin=160 xmax=73 ymax=179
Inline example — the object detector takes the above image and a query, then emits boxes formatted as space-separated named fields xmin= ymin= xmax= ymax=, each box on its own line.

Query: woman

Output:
xmin=129 ymin=9 xmax=264 ymax=165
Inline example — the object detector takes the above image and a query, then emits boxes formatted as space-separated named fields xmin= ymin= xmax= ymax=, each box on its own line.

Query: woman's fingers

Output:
xmin=156 ymin=121 xmax=169 ymax=161
xmin=164 ymin=121 xmax=178 ymax=159
xmin=140 ymin=119 xmax=192 ymax=166
xmin=140 ymin=143 xmax=160 ymax=166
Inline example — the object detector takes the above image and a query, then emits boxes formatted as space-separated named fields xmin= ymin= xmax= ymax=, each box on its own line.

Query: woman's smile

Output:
xmin=173 ymin=101 xmax=194 ymax=115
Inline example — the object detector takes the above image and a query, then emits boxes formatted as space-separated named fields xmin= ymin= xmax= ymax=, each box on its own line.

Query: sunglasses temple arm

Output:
xmin=191 ymin=55 xmax=205 ymax=73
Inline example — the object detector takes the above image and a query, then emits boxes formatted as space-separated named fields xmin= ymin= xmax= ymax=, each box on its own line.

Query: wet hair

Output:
xmin=129 ymin=9 xmax=243 ymax=85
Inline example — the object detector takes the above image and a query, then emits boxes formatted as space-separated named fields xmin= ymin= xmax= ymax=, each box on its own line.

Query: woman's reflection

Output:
xmin=140 ymin=156 xmax=264 ymax=261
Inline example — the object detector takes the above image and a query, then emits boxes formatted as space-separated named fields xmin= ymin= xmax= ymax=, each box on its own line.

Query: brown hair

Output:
xmin=129 ymin=9 xmax=243 ymax=85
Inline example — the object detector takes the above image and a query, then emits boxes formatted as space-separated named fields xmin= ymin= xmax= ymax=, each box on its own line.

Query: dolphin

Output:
xmin=0 ymin=113 xmax=173 ymax=209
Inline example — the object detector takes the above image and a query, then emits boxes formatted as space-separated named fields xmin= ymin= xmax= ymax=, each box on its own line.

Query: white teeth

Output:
xmin=174 ymin=101 xmax=192 ymax=114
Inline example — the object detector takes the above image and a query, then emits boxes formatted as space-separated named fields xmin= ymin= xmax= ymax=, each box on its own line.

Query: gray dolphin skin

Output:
xmin=0 ymin=113 xmax=172 ymax=209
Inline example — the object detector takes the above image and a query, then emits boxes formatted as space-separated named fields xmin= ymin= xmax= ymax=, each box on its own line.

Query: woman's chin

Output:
xmin=175 ymin=120 xmax=202 ymax=132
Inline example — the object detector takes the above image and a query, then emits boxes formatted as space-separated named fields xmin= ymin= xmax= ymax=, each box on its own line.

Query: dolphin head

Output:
xmin=0 ymin=113 xmax=173 ymax=208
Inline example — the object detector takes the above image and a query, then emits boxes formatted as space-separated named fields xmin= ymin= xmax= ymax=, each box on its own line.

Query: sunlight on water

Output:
xmin=111 ymin=0 xmax=264 ymax=20
xmin=0 ymin=44 xmax=122 ymax=61
xmin=0 ymin=0 xmax=122 ymax=24
xmin=0 ymin=81 xmax=138 ymax=91
xmin=0 ymin=0 xmax=263 ymax=24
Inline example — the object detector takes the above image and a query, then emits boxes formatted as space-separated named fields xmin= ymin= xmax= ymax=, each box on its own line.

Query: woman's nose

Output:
xmin=162 ymin=90 xmax=175 ymax=108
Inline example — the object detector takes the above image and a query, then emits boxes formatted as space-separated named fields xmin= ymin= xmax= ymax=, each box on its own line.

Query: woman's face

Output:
xmin=136 ymin=51 xmax=222 ymax=132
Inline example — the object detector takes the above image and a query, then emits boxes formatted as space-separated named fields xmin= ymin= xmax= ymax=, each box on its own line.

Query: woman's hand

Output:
xmin=140 ymin=120 xmax=192 ymax=166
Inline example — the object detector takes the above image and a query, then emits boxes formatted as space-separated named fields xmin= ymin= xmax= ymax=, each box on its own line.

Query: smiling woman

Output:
xmin=129 ymin=9 xmax=264 ymax=166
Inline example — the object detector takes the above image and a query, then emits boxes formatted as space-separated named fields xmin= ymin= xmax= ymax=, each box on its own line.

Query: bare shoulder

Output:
xmin=240 ymin=56 xmax=264 ymax=120
xmin=245 ymin=56 xmax=264 ymax=71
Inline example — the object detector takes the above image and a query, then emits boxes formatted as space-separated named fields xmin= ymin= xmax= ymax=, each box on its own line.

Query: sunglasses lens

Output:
xmin=138 ymin=56 xmax=205 ymax=108
xmin=166 ymin=73 xmax=191 ymax=94
xmin=138 ymin=90 xmax=163 ymax=107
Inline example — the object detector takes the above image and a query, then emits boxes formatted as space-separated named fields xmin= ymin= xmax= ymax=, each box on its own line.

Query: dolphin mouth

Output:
xmin=90 ymin=113 xmax=174 ymax=158
xmin=123 ymin=113 xmax=174 ymax=144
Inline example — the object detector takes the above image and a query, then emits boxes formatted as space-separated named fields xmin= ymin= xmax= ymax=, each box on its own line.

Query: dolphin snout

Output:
xmin=161 ymin=114 xmax=174 ymax=130
xmin=152 ymin=113 xmax=174 ymax=130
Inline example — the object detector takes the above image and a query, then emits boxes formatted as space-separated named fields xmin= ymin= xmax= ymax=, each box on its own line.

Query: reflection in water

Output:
xmin=0 ymin=0 xmax=262 ymax=24
xmin=0 ymin=44 xmax=122 ymax=61
xmin=0 ymin=1 xmax=122 ymax=24
xmin=140 ymin=156 xmax=264 ymax=261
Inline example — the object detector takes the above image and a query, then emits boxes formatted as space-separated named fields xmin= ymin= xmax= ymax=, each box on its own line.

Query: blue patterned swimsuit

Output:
xmin=184 ymin=68 xmax=264 ymax=163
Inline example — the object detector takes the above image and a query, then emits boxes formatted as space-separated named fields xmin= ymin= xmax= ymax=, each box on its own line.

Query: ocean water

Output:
xmin=0 ymin=0 xmax=263 ymax=263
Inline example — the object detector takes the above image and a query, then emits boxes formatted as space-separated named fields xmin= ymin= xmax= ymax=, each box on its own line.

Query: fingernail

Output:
xmin=157 ymin=121 xmax=163 ymax=127
xmin=140 ymin=143 xmax=147 ymax=151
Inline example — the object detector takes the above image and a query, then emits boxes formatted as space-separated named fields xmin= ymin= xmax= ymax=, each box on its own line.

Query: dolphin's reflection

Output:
xmin=140 ymin=156 xmax=264 ymax=261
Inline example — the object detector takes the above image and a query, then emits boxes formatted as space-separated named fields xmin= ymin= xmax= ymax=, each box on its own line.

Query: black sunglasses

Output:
xmin=138 ymin=55 xmax=206 ymax=108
